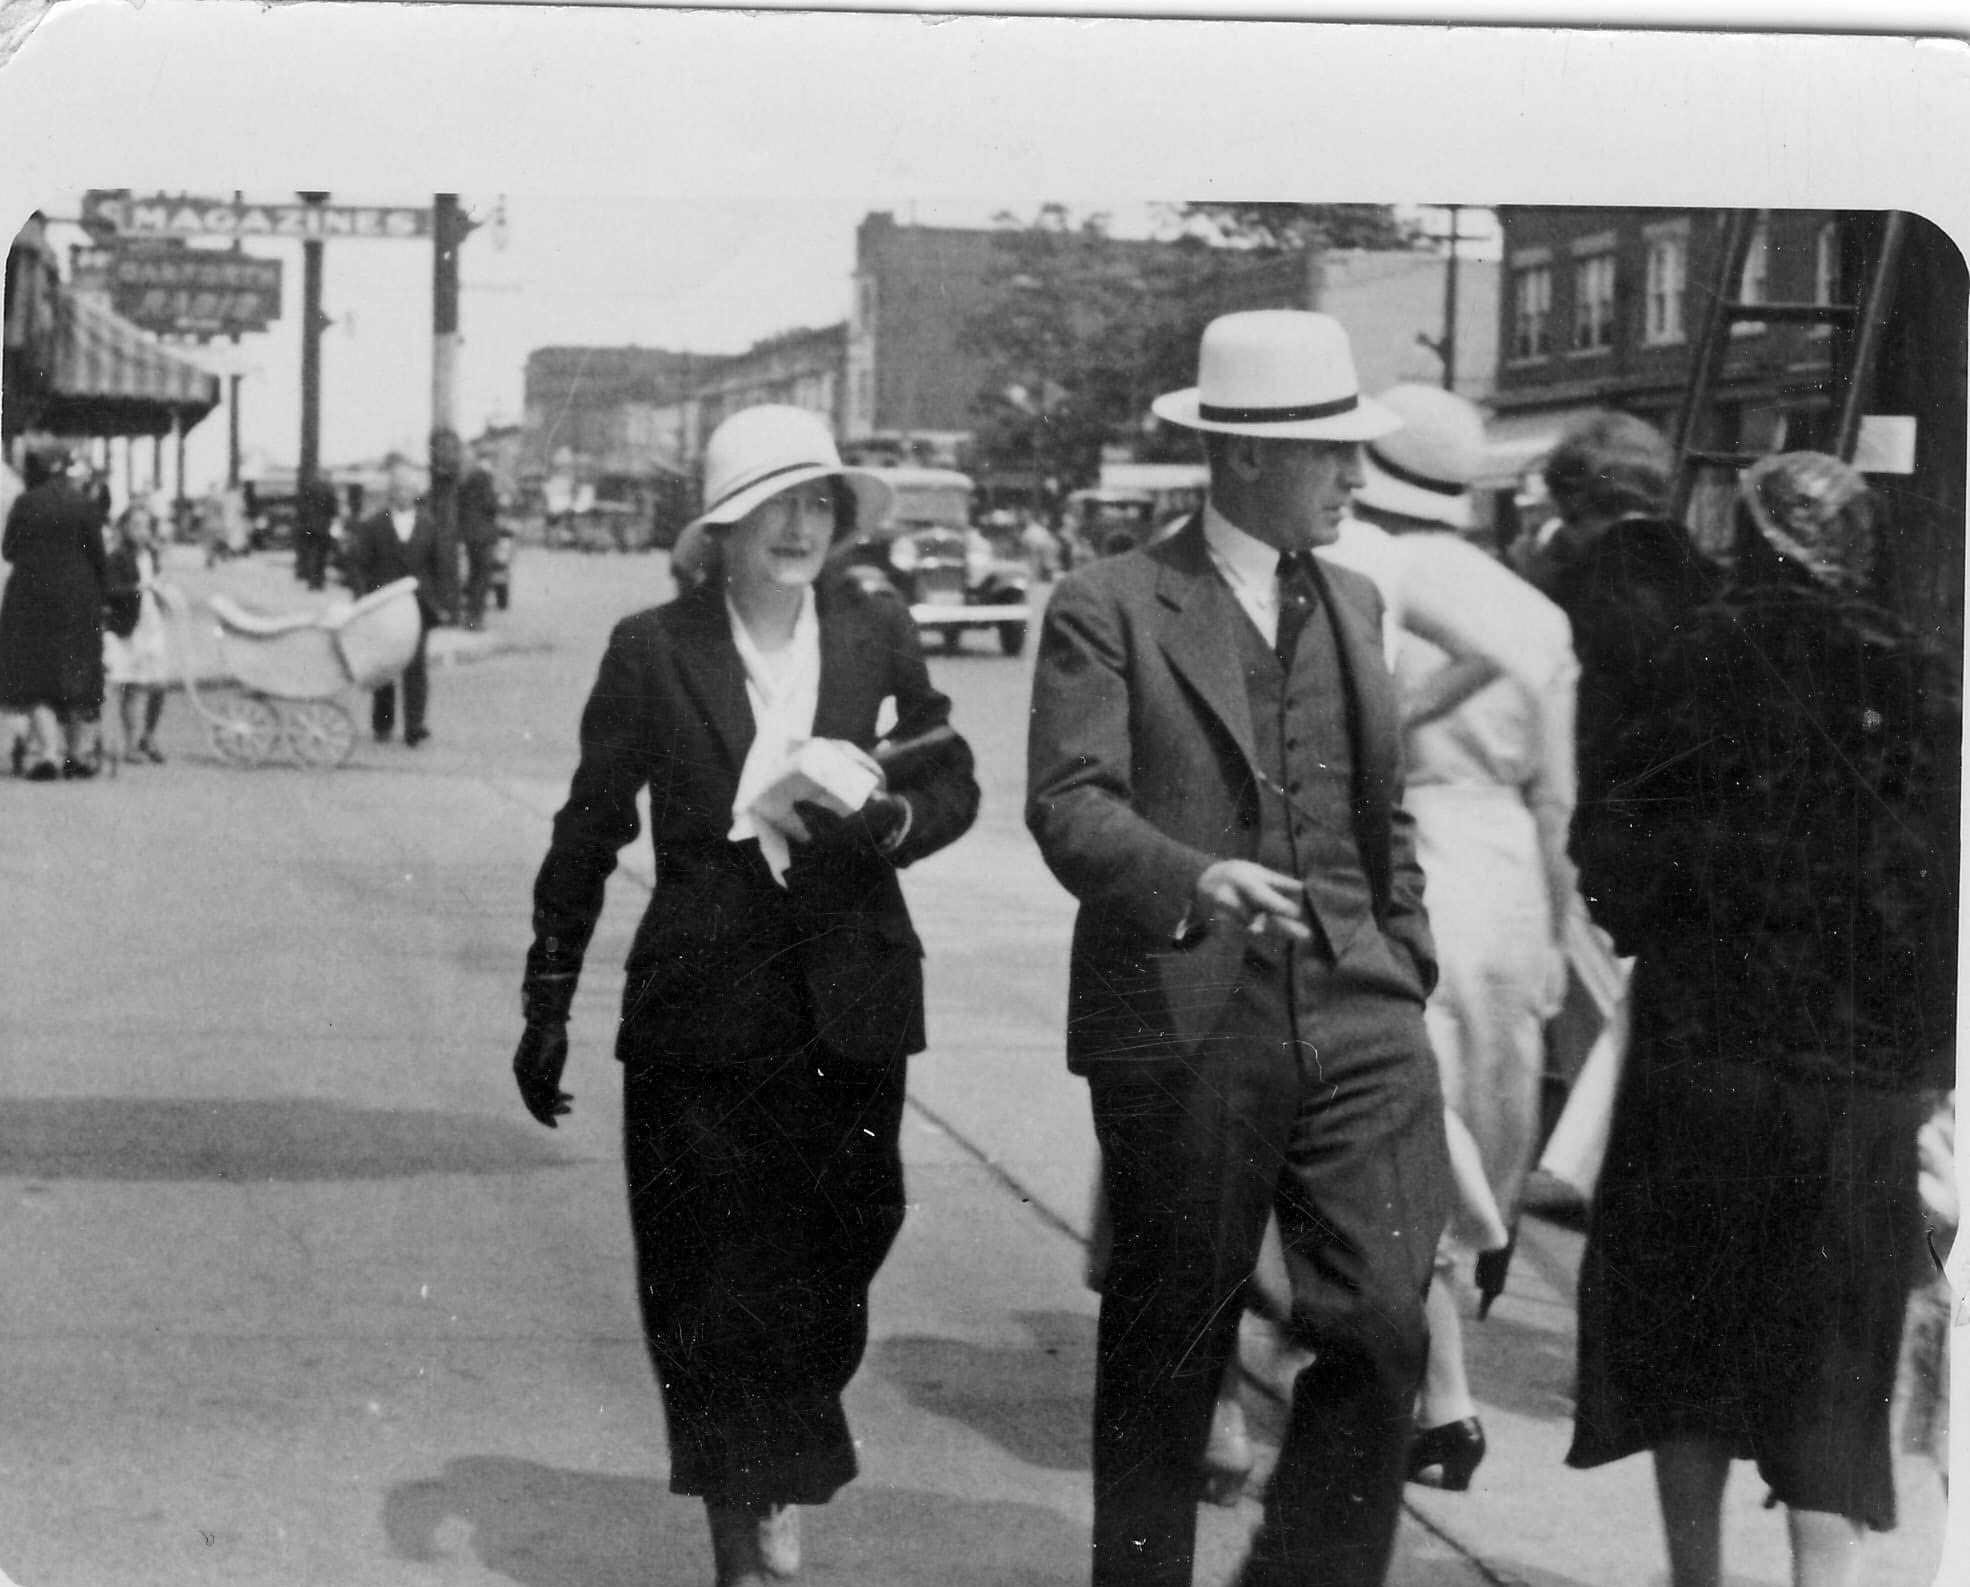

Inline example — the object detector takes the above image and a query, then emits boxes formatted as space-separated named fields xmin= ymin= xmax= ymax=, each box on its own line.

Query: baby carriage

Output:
xmin=173 ymin=576 xmax=423 ymax=767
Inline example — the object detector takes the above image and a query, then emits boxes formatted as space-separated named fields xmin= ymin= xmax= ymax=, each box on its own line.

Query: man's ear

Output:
xmin=1223 ymin=434 xmax=1267 ymax=483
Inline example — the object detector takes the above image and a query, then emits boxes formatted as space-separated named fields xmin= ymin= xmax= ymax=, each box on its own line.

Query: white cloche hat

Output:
xmin=687 ymin=405 xmax=892 ymax=537
xmin=1151 ymin=311 xmax=1401 ymax=442
xmin=1353 ymin=383 xmax=1487 ymax=530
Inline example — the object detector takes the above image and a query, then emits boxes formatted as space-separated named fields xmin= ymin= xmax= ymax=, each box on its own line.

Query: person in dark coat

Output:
xmin=510 ymin=406 xmax=979 ymax=1587
xmin=455 ymin=458 xmax=500 ymax=630
xmin=1531 ymin=411 xmax=1719 ymax=825
xmin=294 ymin=470 xmax=339 ymax=591
xmin=1565 ymin=452 xmax=1960 ymax=1587
xmin=0 ymin=448 xmax=108 ymax=779
xmin=341 ymin=458 xmax=446 ymax=746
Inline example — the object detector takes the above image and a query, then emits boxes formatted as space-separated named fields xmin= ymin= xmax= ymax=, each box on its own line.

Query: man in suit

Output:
xmin=344 ymin=457 xmax=445 ymax=746
xmin=1026 ymin=311 xmax=1452 ymax=1587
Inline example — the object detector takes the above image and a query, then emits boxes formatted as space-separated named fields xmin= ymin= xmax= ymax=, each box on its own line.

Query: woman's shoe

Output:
xmin=1200 ymin=1392 xmax=1253 ymax=1507
xmin=756 ymin=1505 xmax=800 ymax=1578
xmin=24 ymin=760 xmax=59 ymax=782
xmin=61 ymin=757 xmax=97 ymax=781
xmin=1408 ymin=1416 xmax=1486 ymax=1492
xmin=136 ymin=739 xmax=165 ymax=764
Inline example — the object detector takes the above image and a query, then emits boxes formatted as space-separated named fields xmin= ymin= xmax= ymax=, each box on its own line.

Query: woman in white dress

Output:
xmin=1323 ymin=384 xmax=1579 ymax=1492
xmin=102 ymin=501 xmax=173 ymax=762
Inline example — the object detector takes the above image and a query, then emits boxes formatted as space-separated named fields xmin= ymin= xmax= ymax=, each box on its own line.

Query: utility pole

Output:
xmin=1440 ymin=203 xmax=1462 ymax=392
xmin=297 ymin=190 xmax=328 ymax=503
xmin=429 ymin=193 xmax=466 ymax=618
xmin=228 ymin=190 xmax=245 ymax=488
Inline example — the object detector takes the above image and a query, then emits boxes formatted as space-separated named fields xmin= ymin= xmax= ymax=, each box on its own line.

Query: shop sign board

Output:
xmin=84 ymin=190 xmax=431 ymax=241
xmin=109 ymin=244 xmax=285 ymax=337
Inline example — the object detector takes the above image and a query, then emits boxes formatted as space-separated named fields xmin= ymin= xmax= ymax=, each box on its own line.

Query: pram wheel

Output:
xmin=282 ymin=700 xmax=357 ymax=768
xmin=207 ymin=693 xmax=281 ymax=764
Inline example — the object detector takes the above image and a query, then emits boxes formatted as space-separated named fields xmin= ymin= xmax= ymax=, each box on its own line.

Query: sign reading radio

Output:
xmin=83 ymin=190 xmax=432 ymax=241
xmin=110 ymin=245 xmax=285 ymax=336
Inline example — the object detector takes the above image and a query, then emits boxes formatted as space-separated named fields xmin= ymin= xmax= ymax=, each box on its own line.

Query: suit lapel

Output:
xmin=668 ymin=586 xmax=755 ymax=772
xmin=1154 ymin=517 xmax=1260 ymax=776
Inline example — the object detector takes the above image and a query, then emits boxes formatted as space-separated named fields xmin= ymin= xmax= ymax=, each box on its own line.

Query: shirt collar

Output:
xmin=1202 ymin=499 xmax=1282 ymax=591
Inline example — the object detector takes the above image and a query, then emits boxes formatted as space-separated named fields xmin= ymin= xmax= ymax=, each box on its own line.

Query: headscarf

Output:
xmin=1739 ymin=451 xmax=1877 ymax=596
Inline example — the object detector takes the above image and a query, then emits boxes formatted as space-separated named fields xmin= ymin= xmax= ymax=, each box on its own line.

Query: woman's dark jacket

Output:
xmin=523 ymin=575 xmax=979 ymax=1066
xmin=0 ymin=478 xmax=108 ymax=714
xmin=103 ymin=542 xmax=145 ymax=640
xmin=1572 ymin=558 xmax=1960 ymax=1090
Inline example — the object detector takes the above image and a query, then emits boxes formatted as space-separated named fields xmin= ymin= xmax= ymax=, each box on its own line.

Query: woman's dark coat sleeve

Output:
xmin=522 ymin=618 xmax=653 ymax=1023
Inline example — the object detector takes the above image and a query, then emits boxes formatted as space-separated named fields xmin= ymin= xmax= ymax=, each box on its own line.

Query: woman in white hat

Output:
xmin=1324 ymin=383 xmax=1581 ymax=1492
xmin=510 ymin=405 xmax=979 ymax=1585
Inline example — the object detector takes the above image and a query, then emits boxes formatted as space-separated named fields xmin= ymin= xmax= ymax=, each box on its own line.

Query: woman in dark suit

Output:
xmin=0 ymin=448 xmax=108 ymax=779
xmin=511 ymin=406 xmax=978 ymax=1587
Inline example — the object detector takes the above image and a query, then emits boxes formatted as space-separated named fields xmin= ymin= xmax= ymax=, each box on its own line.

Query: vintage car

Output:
xmin=835 ymin=465 xmax=1031 ymax=656
xmin=1059 ymin=488 xmax=1162 ymax=567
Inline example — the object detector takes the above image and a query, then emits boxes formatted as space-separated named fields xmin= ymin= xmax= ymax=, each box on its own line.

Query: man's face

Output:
xmin=1250 ymin=437 xmax=1363 ymax=550
xmin=386 ymin=465 xmax=418 ymax=511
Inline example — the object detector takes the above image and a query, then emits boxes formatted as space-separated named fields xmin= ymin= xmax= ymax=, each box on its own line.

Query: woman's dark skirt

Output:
xmin=1567 ymin=1015 xmax=1922 ymax=1532
xmin=623 ymin=1040 xmax=907 ymax=1511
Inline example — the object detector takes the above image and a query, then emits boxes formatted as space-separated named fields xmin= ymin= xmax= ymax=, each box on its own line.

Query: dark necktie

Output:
xmin=1275 ymin=549 xmax=1321 ymax=669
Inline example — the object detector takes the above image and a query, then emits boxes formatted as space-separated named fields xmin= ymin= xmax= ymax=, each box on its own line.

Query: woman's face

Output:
xmin=123 ymin=509 xmax=154 ymax=545
xmin=721 ymin=480 xmax=837 ymax=596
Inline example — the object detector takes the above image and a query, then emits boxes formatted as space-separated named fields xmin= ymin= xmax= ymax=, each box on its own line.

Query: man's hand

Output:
xmin=1193 ymin=860 xmax=1312 ymax=943
xmin=513 ymin=1021 xmax=572 ymax=1127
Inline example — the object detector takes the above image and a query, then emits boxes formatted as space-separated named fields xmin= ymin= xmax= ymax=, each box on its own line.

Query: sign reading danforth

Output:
xmin=83 ymin=191 xmax=432 ymax=241
xmin=109 ymin=245 xmax=285 ymax=337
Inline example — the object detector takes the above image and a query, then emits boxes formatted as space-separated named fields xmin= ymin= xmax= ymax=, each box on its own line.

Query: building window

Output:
xmin=1511 ymin=263 xmax=1553 ymax=360
xmin=1571 ymin=253 xmax=1616 ymax=352
xmin=1644 ymin=228 xmax=1688 ymax=345
xmin=1732 ymin=213 xmax=1770 ymax=336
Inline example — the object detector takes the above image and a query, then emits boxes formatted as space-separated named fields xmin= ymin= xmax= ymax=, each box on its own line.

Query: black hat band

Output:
xmin=1197 ymin=392 xmax=1359 ymax=424
xmin=1366 ymin=444 xmax=1465 ymax=497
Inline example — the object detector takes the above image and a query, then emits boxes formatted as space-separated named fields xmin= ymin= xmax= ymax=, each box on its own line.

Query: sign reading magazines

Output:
xmin=83 ymin=190 xmax=432 ymax=241
xmin=110 ymin=244 xmax=284 ymax=337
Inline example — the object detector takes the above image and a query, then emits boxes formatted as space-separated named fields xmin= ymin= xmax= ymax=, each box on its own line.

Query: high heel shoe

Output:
xmin=1407 ymin=1416 xmax=1485 ymax=1492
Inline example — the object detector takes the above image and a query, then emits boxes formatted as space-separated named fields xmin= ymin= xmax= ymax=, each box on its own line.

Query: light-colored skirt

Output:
xmin=104 ymin=589 xmax=170 ymax=688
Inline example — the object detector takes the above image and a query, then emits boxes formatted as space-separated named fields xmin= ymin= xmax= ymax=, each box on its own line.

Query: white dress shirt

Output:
xmin=726 ymin=588 xmax=823 ymax=884
xmin=1201 ymin=501 xmax=1290 ymax=649
xmin=391 ymin=507 xmax=418 ymax=544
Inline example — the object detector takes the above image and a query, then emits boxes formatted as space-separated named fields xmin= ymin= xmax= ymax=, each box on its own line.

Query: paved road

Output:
xmin=0 ymin=544 xmax=1950 ymax=1587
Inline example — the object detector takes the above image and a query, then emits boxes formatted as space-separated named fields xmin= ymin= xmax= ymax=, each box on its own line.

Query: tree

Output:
xmin=1172 ymin=202 xmax=1422 ymax=253
xmin=958 ymin=207 xmax=1169 ymax=499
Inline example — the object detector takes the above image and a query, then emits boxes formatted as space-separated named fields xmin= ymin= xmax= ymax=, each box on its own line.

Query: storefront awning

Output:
xmin=33 ymin=289 xmax=221 ymax=439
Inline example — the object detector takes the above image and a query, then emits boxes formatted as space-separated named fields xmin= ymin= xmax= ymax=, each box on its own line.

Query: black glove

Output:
xmin=513 ymin=1021 xmax=572 ymax=1127
xmin=790 ymin=791 xmax=907 ymax=854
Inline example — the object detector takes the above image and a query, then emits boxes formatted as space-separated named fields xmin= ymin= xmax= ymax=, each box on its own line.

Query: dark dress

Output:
xmin=1564 ymin=556 xmax=1960 ymax=1530
xmin=0 ymin=478 xmax=108 ymax=717
xmin=523 ymin=576 xmax=978 ymax=1509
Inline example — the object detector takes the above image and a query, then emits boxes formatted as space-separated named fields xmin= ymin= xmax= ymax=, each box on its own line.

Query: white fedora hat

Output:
xmin=687 ymin=405 xmax=892 ymax=537
xmin=1353 ymin=383 xmax=1486 ymax=529
xmin=1151 ymin=310 xmax=1401 ymax=442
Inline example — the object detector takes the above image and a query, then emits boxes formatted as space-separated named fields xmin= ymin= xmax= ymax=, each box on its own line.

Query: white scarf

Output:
xmin=726 ymin=587 xmax=823 ymax=883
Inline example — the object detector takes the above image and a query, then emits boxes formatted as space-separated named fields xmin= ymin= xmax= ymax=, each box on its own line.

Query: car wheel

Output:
xmin=941 ymin=628 xmax=962 ymax=655
xmin=999 ymin=622 xmax=1028 ymax=657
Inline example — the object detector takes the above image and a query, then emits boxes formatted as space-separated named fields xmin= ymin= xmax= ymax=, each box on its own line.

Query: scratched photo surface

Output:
xmin=0 ymin=9 xmax=1964 ymax=1587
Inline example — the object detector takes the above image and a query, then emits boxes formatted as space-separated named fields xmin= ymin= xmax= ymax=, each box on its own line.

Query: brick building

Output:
xmin=1492 ymin=206 xmax=1964 ymax=648
xmin=521 ymin=345 xmax=699 ymax=474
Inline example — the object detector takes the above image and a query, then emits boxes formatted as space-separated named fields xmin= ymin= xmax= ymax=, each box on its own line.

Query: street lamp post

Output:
xmin=297 ymin=191 xmax=329 ymax=505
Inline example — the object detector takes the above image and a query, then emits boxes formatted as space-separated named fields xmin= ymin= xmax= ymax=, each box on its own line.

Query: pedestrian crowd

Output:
xmin=506 ymin=306 xmax=1957 ymax=1587
xmin=6 ymin=302 xmax=1953 ymax=1587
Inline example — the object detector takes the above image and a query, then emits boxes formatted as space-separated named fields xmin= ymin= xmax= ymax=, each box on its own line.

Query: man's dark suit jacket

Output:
xmin=344 ymin=505 xmax=446 ymax=619
xmin=528 ymin=576 xmax=980 ymax=1067
xmin=1026 ymin=514 xmax=1435 ymax=1074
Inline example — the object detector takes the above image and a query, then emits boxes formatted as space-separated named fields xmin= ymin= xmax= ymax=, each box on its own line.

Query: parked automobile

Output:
xmin=835 ymin=465 xmax=1031 ymax=655
xmin=1060 ymin=488 xmax=1162 ymax=567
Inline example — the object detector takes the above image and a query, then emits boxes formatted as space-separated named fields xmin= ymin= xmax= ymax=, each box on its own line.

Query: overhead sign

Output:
xmin=83 ymin=190 xmax=430 ymax=241
xmin=109 ymin=244 xmax=284 ymax=337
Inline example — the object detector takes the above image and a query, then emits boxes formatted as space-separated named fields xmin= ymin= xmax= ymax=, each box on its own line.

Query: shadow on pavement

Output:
xmin=0 ymin=1097 xmax=581 ymax=1181
xmin=382 ymin=1455 xmax=1084 ymax=1587
xmin=869 ymin=1308 xmax=1094 ymax=1472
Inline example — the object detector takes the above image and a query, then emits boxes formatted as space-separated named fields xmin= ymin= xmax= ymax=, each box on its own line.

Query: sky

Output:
xmin=32 ymin=193 xmax=1497 ymax=497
